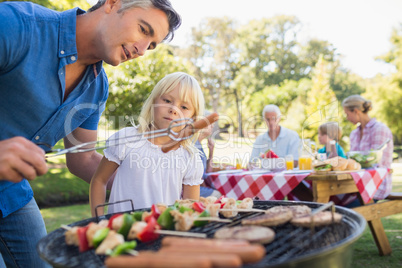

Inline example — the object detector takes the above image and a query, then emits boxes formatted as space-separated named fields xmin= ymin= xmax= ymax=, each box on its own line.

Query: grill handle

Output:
xmin=94 ymin=199 xmax=134 ymax=222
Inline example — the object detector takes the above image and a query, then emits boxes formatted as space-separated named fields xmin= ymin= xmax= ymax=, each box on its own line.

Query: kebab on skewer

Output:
xmin=63 ymin=198 xmax=231 ymax=255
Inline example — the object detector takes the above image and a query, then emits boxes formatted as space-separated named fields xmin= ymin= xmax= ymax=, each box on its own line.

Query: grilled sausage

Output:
xmin=105 ymin=253 xmax=212 ymax=268
xmin=139 ymin=251 xmax=242 ymax=268
xmin=159 ymin=244 xmax=266 ymax=264
xmin=161 ymin=237 xmax=250 ymax=248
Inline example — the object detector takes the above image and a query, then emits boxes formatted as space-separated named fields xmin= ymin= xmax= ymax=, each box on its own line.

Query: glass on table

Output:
xmin=285 ymin=155 xmax=294 ymax=170
xmin=249 ymin=158 xmax=261 ymax=170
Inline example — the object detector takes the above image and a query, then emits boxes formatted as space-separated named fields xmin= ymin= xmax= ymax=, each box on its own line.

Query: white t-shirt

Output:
xmin=104 ymin=127 xmax=204 ymax=213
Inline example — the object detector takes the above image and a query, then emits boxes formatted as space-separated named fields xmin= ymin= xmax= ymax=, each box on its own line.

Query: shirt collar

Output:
xmin=366 ymin=118 xmax=377 ymax=128
xmin=266 ymin=126 xmax=285 ymax=140
xmin=58 ymin=7 xmax=85 ymax=58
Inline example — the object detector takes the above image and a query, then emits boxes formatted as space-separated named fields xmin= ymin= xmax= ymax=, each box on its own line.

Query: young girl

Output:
xmin=317 ymin=121 xmax=347 ymax=159
xmin=90 ymin=72 xmax=205 ymax=216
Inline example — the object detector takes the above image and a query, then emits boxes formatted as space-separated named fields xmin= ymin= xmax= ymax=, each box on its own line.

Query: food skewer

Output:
xmin=155 ymin=230 xmax=207 ymax=238
xmin=219 ymin=208 xmax=266 ymax=213
xmin=62 ymin=224 xmax=208 ymax=238
xmin=191 ymin=217 xmax=232 ymax=222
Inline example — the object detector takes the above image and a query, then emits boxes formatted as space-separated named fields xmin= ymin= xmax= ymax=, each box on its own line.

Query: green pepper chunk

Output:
xmin=179 ymin=206 xmax=193 ymax=213
xmin=193 ymin=210 xmax=211 ymax=227
xmin=92 ymin=227 xmax=109 ymax=248
xmin=157 ymin=207 xmax=175 ymax=230
xmin=108 ymin=241 xmax=137 ymax=256
xmin=131 ymin=211 xmax=143 ymax=221
xmin=118 ymin=214 xmax=135 ymax=239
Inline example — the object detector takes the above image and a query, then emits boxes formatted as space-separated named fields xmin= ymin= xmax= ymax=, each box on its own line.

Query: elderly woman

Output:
xmin=342 ymin=95 xmax=394 ymax=203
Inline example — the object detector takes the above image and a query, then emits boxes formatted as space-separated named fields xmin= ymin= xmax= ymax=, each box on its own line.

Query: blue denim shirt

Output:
xmin=0 ymin=2 xmax=109 ymax=217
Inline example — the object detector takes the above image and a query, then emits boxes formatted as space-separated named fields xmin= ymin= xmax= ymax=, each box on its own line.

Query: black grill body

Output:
xmin=37 ymin=200 xmax=366 ymax=268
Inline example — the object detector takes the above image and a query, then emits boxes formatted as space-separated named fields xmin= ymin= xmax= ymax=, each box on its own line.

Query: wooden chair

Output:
xmin=353 ymin=192 xmax=402 ymax=256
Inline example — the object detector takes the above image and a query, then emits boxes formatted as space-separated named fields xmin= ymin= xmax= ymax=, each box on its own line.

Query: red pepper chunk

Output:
xmin=192 ymin=202 xmax=205 ymax=213
xmin=214 ymin=195 xmax=225 ymax=204
xmin=77 ymin=226 xmax=90 ymax=252
xmin=143 ymin=204 xmax=161 ymax=222
xmin=107 ymin=213 xmax=122 ymax=229
xmin=137 ymin=216 xmax=160 ymax=243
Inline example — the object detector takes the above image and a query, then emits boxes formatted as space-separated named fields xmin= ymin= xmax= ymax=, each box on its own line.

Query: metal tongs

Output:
xmin=39 ymin=113 xmax=219 ymax=158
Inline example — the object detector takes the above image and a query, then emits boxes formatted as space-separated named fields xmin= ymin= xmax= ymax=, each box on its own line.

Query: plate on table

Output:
xmin=282 ymin=169 xmax=313 ymax=174
xmin=211 ymin=169 xmax=245 ymax=175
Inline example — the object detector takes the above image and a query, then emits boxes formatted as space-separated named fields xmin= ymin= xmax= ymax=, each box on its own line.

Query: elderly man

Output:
xmin=250 ymin=104 xmax=300 ymax=163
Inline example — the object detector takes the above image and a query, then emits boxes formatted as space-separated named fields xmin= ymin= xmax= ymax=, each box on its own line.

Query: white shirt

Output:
xmin=250 ymin=126 xmax=301 ymax=160
xmin=104 ymin=127 xmax=204 ymax=213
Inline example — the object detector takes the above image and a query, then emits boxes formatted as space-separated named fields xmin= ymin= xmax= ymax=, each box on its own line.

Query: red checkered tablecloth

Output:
xmin=350 ymin=168 xmax=389 ymax=203
xmin=289 ymin=168 xmax=389 ymax=206
xmin=205 ymin=170 xmax=310 ymax=200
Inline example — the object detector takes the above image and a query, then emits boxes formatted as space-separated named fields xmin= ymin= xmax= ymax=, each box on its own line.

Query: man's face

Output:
xmin=264 ymin=112 xmax=280 ymax=130
xmin=98 ymin=1 xmax=170 ymax=66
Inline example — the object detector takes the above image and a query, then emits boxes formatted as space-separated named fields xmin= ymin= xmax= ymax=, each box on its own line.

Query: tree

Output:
xmin=303 ymin=55 xmax=338 ymax=143
xmin=369 ymin=24 xmax=402 ymax=144
xmin=177 ymin=17 xmax=244 ymax=136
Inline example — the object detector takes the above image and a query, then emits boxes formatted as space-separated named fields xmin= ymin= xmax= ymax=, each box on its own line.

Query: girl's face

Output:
xmin=318 ymin=130 xmax=330 ymax=145
xmin=344 ymin=107 xmax=360 ymax=125
xmin=153 ymin=85 xmax=195 ymax=130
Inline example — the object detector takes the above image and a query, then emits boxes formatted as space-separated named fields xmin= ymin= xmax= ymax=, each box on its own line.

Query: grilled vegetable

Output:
xmin=157 ymin=206 xmax=175 ymax=230
xmin=117 ymin=214 xmax=135 ymax=239
xmin=137 ymin=216 xmax=160 ymax=242
xmin=193 ymin=210 xmax=210 ymax=227
xmin=107 ymin=241 xmax=137 ymax=257
xmin=77 ymin=226 xmax=90 ymax=252
xmin=93 ymin=228 xmax=110 ymax=248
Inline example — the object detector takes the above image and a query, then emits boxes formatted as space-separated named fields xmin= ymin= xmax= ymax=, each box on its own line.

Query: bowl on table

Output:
xmin=261 ymin=158 xmax=286 ymax=172
xmin=347 ymin=150 xmax=382 ymax=168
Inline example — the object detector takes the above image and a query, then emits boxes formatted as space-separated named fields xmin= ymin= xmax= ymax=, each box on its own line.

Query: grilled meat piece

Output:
xmin=242 ymin=206 xmax=293 ymax=226
xmin=214 ymin=225 xmax=275 ymax=244
xmin=291 ymin=211 xmax=343 ymax=227
xmin=237 ymin=198 xmax=253 ymax=209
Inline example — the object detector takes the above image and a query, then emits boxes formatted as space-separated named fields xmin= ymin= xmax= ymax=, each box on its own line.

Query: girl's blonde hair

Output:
xmin=342 ymin=95 xmax=372 ymax=113
xmin=137 ymin=72 xmax=205 ymax=153
xmin=319 ymin=122 xmax=342 ymax=142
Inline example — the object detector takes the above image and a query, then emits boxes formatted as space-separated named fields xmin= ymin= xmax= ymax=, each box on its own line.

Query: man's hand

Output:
xmin=0 ymin=137 xmax=48 ymax=183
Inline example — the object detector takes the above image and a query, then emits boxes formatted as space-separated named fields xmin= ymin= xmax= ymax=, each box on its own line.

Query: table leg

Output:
xmin=354 ymin=197 xmax=392 ymax=256
xmin=312 ymin=181 xmax=330 ymax=203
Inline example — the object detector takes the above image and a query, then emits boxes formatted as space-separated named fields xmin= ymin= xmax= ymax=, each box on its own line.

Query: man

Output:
xmin=0 ymin=0 xmax=181 ymax=266
xmin=250 ymin=104 xmax=300 ymax=163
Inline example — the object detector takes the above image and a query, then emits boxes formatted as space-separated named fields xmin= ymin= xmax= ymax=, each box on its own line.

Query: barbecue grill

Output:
xmin=37 ymin=200 xmax=366 ymax=268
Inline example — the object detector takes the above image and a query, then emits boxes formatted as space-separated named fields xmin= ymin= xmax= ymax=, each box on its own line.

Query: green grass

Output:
xmin=30 ymin=167 xmax=90 ymax=207
xmin=41 ymin=203 xmax=91 ymax=232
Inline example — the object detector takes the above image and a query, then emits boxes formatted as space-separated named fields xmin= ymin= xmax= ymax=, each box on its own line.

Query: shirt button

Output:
xmin=60 ymin=50 xmax=65 ymax=55
xmin=35 ymin=136 xmax=40 ymax=140
xmin=71 ymin=56 xmax=76 ymax=61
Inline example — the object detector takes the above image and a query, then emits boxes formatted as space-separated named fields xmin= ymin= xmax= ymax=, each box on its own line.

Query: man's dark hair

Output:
xmin=88 ymin=0 xmax=181 ymax=42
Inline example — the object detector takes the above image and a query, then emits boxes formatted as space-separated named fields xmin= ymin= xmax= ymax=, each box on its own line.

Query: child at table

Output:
xmin=90 ymin=72 xmax=205 ymax=216
xmin=317 ymin=122 xmax=347 ymax=159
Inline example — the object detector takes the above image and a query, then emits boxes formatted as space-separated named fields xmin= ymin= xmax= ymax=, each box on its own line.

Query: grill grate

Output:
xmin=37 ymin=200 xmax=365 ymax=268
